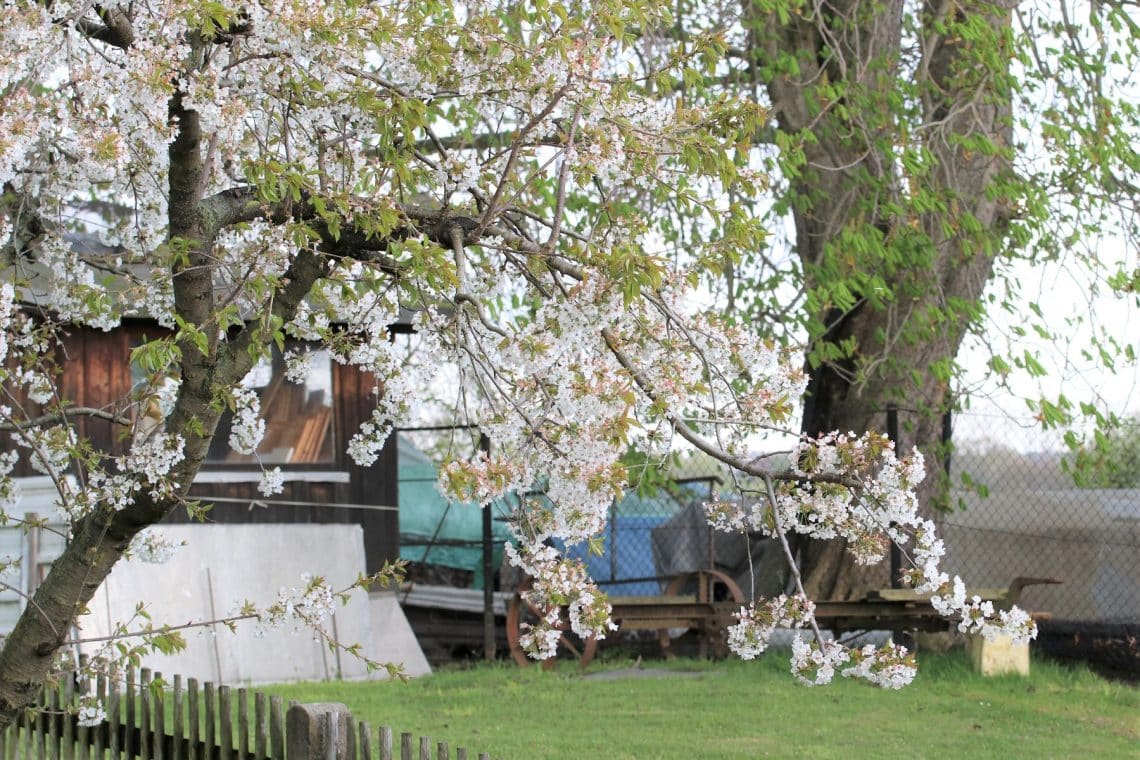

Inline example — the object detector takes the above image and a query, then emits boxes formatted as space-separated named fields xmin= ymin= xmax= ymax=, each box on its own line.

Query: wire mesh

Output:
xmin=942 ymin=413 xmax=1140 ymax=626
xmin=397 ymin=412 xmax=1140 ymax=631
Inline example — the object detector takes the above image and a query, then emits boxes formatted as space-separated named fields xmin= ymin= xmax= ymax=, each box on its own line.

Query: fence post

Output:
xmin=286 ymin=703 xmax=351 ymax=759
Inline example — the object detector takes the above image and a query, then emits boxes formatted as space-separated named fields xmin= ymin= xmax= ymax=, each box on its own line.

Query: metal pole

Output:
xmin=886 ymin=406 xmax=902 ymax=588
xmin=479 ymin=433 xmax=496 ymax=660
xmin=25 ymin=512 xmax=40 ymax=598
xmin=942 ymin=408 xmax=953 ymax=478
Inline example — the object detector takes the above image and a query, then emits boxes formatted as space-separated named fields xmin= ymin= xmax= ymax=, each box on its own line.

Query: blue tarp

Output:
xmin=399 ymin=436 xmax=698 ymax=592
xmin=559 ymin=515 xmax=669 ymax=596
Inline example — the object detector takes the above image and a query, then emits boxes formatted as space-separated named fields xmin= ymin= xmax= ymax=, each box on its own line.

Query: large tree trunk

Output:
xmin=747 ymin=0 xmax=1015 ymax=599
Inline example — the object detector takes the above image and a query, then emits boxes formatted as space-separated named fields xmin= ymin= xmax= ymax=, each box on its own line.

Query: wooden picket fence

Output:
xmin=0 ymin=667 xmax=493 ymax=759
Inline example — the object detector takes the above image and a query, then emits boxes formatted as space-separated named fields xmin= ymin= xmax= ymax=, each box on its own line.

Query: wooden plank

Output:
xmin=378 ymin=726 xmax=393 ymax=760
xmin=419 ymin=736 xmax=430 ymax=760
xmin=153 ymin=674 xmax=164 ymax=760
xmin=357 ymin=721 xmax=372 ymax=760
xmin=124 ymin=668 xmax=135 ymax=760
xmin=139 ymin=669 xmax=151 ymax=760
xmin=48 ymin=681 xmax=60 ymax=760
xmin=172 ymin=675 xmax=183 ymax=760
xmin=400 ymin=732 xmax=412 ymax=760
xmin=34 ymin=697 xmax=46 ymax=760
xmin=203 ymin=683 xmax=215 ymax=760
xmin=75 ymin=674 xmax=88 ymax=760
xmin=269 ymin=696 xmax=285 ymax=760
xmin=218 ymin=685 xmax=232 ymax=760
xmin=324 ymin=713 xmax=336 ymax=760
xmin=107 ymin=676 xmax=120 ymax=760
xmin=345 ymin=716 xmax=357 ymax=760
xmin=456 ymin=749 xmax=467 ymax=760
xmin=77 ymin=695 xmax=90 ymax=760
xmin=187 ymin=679 xmax=199 ymax=760
xmin=62 ymin=675 xmax=74 ymax=760
xmin=237 ymin=689 xmax=249 ymax=759
xmin=293 ymin=406 xmax=332 ymax=463
xmin=253 ymin=693 xmax=267 ymax=760
xmin=93 ymin=674 xmax=107 ymax=760
xmin=436 ymin=742 xmax=448 ymax=760
xmin=608 ymin=594 xmax=697 ymax=606
xmin=22 ymin=705 xmax=32 ymax=760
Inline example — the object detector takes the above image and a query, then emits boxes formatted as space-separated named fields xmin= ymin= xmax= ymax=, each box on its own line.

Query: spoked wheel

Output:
xmin=658 ymin=569 xmax=746 ymax=659
xmin=505 ymin=580 xmax=599 ymax=669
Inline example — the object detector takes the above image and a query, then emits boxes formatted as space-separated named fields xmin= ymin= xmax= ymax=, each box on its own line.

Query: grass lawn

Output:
xmin=265 ymin=652 xmax=1139 ymax=759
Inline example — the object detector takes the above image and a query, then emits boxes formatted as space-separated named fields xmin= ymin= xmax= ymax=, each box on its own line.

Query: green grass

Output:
xmin=265 ymin=653 xmax=1139 ymax=759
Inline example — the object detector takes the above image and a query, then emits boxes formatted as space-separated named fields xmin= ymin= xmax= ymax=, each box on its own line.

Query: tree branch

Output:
xmin=73 ymin=6 xmax=135 ymax=50
xmin=0 ymin=407 xmax=131 ymax=432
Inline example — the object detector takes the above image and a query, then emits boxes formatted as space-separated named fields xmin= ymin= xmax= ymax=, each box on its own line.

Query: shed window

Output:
xmin=206 ymin=348 xmax=336 ymax=464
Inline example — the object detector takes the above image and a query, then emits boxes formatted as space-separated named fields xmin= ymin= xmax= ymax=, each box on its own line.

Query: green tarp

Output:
xmin=398 ymin=438 xmax=514 ymax=589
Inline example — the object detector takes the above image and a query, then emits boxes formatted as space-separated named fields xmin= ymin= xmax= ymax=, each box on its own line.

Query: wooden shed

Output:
xmin=8 ymin=318 xmax=400 ymax=575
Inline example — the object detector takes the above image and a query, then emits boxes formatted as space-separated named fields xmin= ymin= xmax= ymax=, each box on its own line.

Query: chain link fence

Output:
xmin=555 ymin=464 xmax=794 ymax=602
xmin=399 ymin=415 xmax=1139 ymax=672
xmin=942 ymin=413 xmax=1140 ymax=628
xmin=559 ymin=412 xmax=1140 ymax=634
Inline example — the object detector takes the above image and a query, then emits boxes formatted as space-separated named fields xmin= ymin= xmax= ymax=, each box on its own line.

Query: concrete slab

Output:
xmin=80 ymin=524 xmax=428 ymax=685
xmin=369 ymin=592 xmax=431 ymax=678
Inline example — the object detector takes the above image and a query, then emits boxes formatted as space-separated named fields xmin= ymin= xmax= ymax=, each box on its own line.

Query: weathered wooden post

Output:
xmin=286 ymin=703 xmax=351 ymax=759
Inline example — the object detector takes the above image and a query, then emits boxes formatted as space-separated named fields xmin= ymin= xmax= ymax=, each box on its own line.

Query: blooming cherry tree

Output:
xmin=0 ymin=0 xmax=1035 ymax=725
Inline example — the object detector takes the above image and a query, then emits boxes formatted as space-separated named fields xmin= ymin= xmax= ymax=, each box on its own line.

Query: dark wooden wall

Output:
xmin=4 ymin=322 xmax=400 ymax=571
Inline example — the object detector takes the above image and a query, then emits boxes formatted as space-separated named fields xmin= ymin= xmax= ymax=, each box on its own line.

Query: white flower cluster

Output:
xmin=121 ymin=433 xmax=185 ymax=488
xmin=76 ymin=698 xmax=107 ymax=728
xmin=127 ymin=529 xmax=182 ymax=564
xmin=258 ymin=467 xmax=285 ymax=497
xmin=704 ymin=498 xmax=746 ymax=533
xmin=16 ymin=369 xmax=53 ymax=405
xmin=912 ymin=527 xmax=1036 ymax=644
xmin=31 ymin=234 xmax=120 ymax=331
xmin=0 ymin=283 xmax=15 ymax=364
xmin=228 ymin=387 xmax=265 ymax=456
xmin=12 ymin=424 xmax=76 ymax=477
xmin=505 ymin=543 xmax=615 ymax=659
xmin=214 ymin=221 xmax=297 ymax=312
xmin=346 ymin=407 xmax=395 ymax=467
xmin=258 ymin=573 xmax=338 ymax=635
xmin=727 ymin=594 xmax=815 ymax=660
xmin=0 ymin=450 xmax=20 ymax=514
xmin=928 ymin=578 xmax=1037 ymax=645
xmin=790 ymin=636 xmax=917 ymax=689
xmin=706 ymin=430 xmax=1036 ymax=678
xmin=790 ymin=635 xmax=850 ymax=687
xmin=840 ymin=642 xmax=917 ymax=689
xmin=769 ymin=432 xmax=926 ymax=563
xmin=83 ymin=471 xmax=137 ymax=515
xmin=284 ymin=351 xmax=314 ymax=384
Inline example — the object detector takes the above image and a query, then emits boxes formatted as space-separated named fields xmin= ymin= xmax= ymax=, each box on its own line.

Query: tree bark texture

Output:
xmin=747 ymin=0 xmax=1015 ymax=599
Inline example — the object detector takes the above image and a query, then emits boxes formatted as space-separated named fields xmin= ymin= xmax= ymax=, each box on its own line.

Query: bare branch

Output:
xmin=0 ymin=407 xmax=132 ymax=432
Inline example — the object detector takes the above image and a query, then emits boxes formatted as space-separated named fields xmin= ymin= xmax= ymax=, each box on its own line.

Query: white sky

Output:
xmin=956 ymin=247 xmax=1140 ymax=450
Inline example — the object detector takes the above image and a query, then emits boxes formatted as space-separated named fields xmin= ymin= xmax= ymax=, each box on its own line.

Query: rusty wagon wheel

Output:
xmin=506 ymin=580 xmax=599 ymax=670
xmin=657 ymin=569 xmax=746 ymax=660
